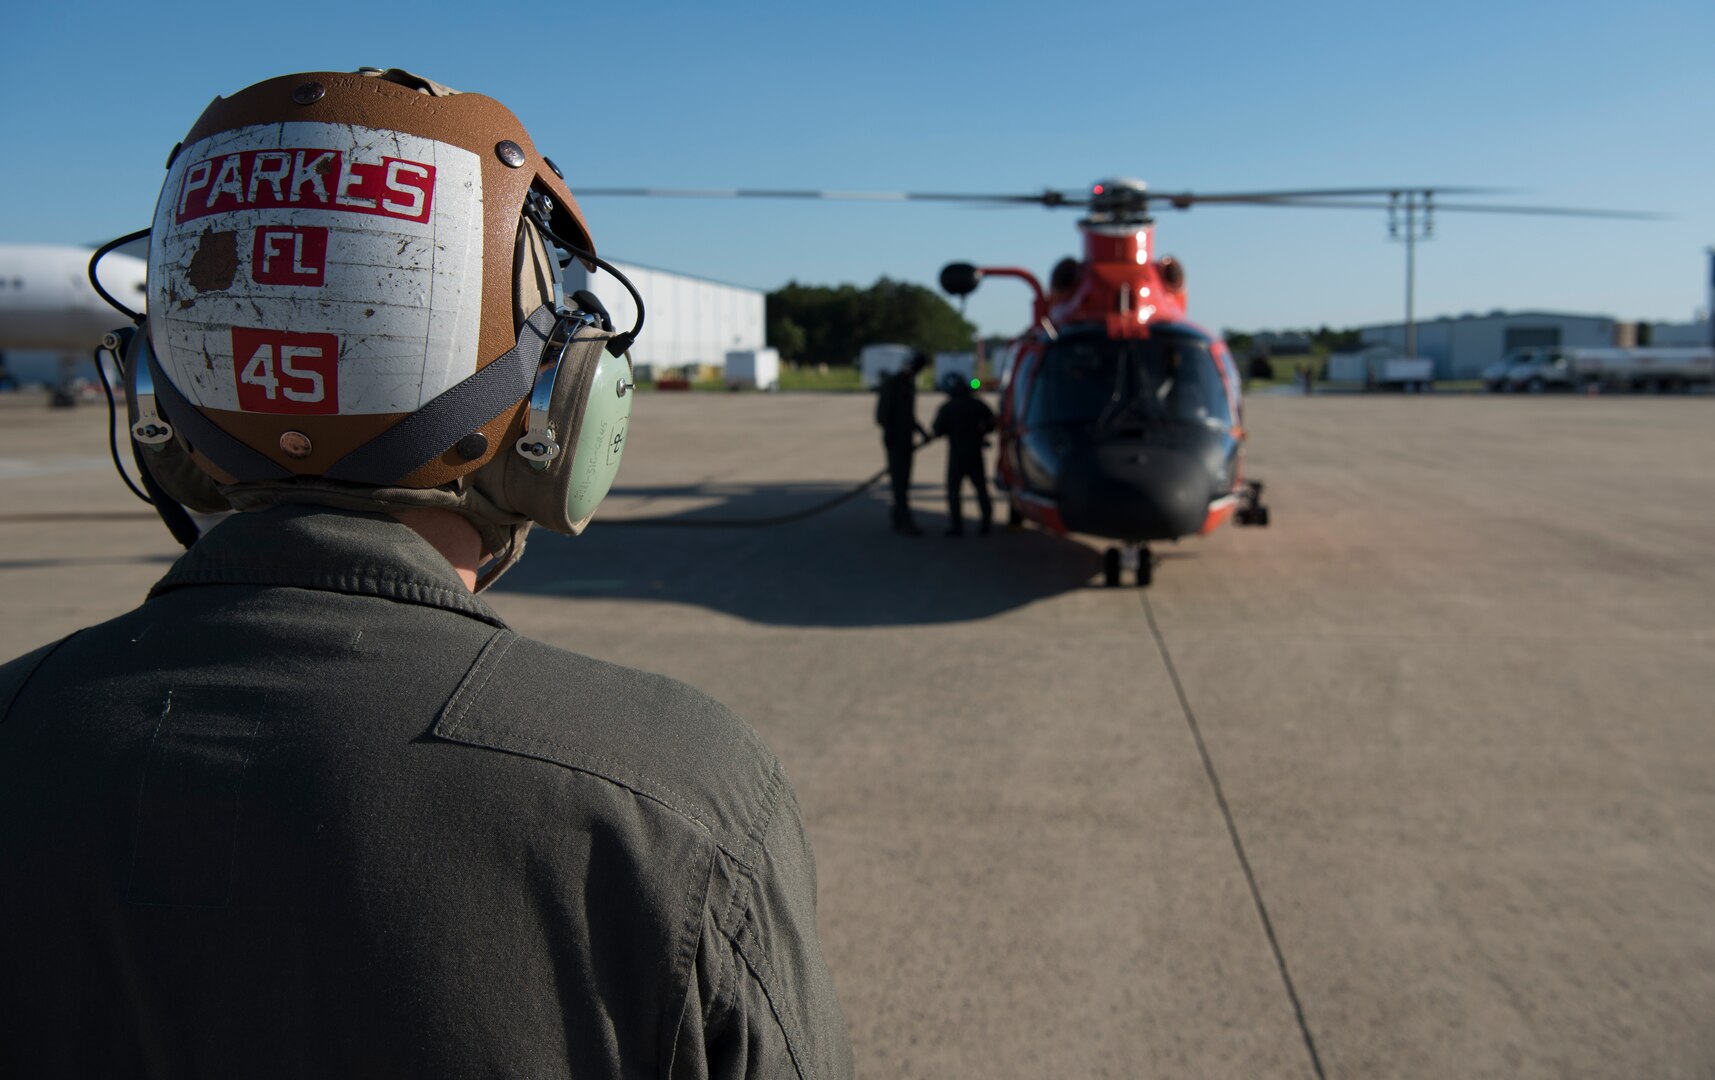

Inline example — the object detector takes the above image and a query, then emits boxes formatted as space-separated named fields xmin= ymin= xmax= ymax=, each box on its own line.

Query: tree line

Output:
xmin=1223 ymin=325 xmax=1363 ymax=358
xmin=766 ymin=278 xmax=976 ymax=364
xmin=764 ymin=278 xmax=1370 ymax=366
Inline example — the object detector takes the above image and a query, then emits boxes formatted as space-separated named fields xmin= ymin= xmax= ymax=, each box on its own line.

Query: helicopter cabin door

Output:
xmin=998 ymin=337 xmax=1046 ymax=496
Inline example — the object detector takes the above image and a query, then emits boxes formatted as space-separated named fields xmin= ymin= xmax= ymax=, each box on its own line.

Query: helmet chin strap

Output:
xmin=473 ymin=522 xmax=530 ymax=593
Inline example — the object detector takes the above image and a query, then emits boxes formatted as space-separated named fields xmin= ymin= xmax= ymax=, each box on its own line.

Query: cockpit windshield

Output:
xmin=1025 ymin=330 xmax=1233 ymax=431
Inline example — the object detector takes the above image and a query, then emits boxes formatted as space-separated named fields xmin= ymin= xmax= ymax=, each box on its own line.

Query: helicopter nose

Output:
xmin=1059 ymin=442 xmax=1212 ymax=540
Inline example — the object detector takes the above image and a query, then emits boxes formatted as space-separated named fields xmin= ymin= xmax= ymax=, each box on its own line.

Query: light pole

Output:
xmin=1388 ymin=190 xmax=1434 ymax=362
xmin=1706 ymin=246 xmax=1714 ymax=348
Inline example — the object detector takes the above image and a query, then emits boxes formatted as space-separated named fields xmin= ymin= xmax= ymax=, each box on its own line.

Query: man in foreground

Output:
xmin=0 ymin=68 xmax=850 ymax=1079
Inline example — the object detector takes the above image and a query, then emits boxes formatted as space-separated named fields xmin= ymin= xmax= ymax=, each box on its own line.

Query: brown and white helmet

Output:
xmin=145 ymin=68 xmax=596 ymax=489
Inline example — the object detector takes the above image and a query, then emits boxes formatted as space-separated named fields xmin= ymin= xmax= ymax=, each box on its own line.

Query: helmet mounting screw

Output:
xmin=291 ymin=82 xmax=326 ymax=106
xmin=543 ymin=156 xmax=564 ymax=179
xmin=455 ymin=432 xmax=490 ymax=460
xmin=496 ymin=140 xmax=526 ymax=168
xmin=278 ymin=431 xmax=313 ymax=459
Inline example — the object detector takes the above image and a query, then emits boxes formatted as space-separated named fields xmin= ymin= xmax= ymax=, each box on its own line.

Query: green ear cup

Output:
xmin=493 ymin=327 xmax=634 ymax=536
xmin=562 ymin=349 xmax=633 ymax=526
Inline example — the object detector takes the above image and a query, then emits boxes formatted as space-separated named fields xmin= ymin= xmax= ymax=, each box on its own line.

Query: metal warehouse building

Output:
xmin=1359 ymin=311 xmax=1617 ymax=380
xmin=562 ymin=259 xmax=764 ymax=376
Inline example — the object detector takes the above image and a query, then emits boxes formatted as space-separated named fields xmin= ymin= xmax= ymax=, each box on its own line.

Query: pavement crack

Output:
xmin=1142 ymin=593 xmax=1328 ymax=1080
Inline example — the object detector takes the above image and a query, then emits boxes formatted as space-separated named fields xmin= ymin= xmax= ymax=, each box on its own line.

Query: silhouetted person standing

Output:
xmin=876 ymin=352 xmax=931 ymax=535
xmin=932 ymin=379 xmax=995 ymax=536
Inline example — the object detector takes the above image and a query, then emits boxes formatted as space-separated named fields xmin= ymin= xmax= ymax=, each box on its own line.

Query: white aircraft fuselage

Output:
xmin=0 ymin=243 xmax=148 ymax=354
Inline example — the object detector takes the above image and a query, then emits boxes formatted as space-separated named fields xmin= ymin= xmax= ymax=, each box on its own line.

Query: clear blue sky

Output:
xmin=4 ymin=0 xmax=1710 ymax=338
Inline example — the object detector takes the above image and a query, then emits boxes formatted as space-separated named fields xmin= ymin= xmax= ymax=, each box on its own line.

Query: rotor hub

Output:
xmin=1084 ymin=178 xmax=1152 ymax=226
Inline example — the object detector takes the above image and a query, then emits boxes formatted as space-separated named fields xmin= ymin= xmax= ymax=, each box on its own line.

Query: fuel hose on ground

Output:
xmin=598 ymin=436 xmax=938 ymax=529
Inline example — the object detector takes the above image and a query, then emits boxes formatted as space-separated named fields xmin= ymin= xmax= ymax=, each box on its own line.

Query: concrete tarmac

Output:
xmin=2 ymin=390 xmax=1712 ymax=1077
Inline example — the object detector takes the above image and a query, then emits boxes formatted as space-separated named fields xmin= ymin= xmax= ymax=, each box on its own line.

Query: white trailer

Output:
xmin=1327 ymin=347 xmax=1434 ymax=390
xmin=724 ymin=348 xmax=780 ymax=391
xmin=1325 ymin=350 xmax=1372 ymax=382
xmin=933 ymin=351 xmax=976 ymax=391
xmin=1380 ymin=357 xmax=1435 ymax=390
xmin=859 ymin=343 xmax=914 ymax=389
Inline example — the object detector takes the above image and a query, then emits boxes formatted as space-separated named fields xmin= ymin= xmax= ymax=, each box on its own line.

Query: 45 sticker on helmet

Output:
xmin=231 ymin=328 xmax=340 ymax=414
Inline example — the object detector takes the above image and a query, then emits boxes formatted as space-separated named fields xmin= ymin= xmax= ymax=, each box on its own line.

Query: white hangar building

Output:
xmin=1359 ymin=311 xmax=1617 ymax=380
xmin=562 ymin=259 xmax=765 ymax=376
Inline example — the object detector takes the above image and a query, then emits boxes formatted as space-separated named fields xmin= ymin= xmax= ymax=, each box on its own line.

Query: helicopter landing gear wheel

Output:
xmin=1235 ymin=481 xmax=1271 ymax=527
xmin=1103 ymin=548 xmax=1122 ymax=587
xmin=1118 ymin=542 xmax=1150 ymax=588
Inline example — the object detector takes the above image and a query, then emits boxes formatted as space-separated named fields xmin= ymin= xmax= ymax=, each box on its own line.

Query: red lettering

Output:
xmin=382 ymin=161 xmax=431 ymax=219
xmin=178 ymin=160 xmax=212 ymax=218
xmin=230 ymin=327 xmax=339 ymax=414
xmin=176 ymin=149 xmax=435 ymax=225
xmin=251 ymin=226 xmax=328 ymax=287
xmin=291 ymin=151 xmax=336 ymax=204
xmin=247 ymin=151 xmax=292 ymax=203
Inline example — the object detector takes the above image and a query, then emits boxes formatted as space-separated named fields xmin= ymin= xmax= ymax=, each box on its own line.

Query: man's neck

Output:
xmin=390 ymin=508 xmax=484 ymax=592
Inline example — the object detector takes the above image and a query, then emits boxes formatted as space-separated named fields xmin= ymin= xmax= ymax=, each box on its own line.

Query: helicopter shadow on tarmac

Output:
xmin=491 ymin=480 xmax=1112 ymax=628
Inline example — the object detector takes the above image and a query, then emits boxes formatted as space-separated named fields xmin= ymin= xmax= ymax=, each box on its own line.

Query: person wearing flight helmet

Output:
xmin=0 ymin=69 xmax=850 ymax=1079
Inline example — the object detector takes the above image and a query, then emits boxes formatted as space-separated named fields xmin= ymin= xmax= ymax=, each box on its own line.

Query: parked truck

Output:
xmin=1494 ymin=346 xmax=1715 ymax=393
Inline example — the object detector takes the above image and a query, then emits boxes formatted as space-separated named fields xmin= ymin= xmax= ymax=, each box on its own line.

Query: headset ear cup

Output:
xmin=124 ymin=324 xmax=232 ymax=514
xmin=497 ymin=331 xmax=631 ymax=535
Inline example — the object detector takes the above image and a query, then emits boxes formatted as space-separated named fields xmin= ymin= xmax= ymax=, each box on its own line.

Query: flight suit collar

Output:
xmin=149 ymin=504 xmax=508 ymax=628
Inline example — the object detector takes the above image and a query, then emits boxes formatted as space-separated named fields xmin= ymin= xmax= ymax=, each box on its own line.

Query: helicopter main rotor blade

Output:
xmin=577 ymin=187 xmax=1090 ymax=207
xmin=1412 ymin=201 xmax=1666 ymax=220
xmin=1148 ymin=186 xmax=1505 ymax=205
xmin=1182 ymin=197 xmax=1665 ymax=219
xmin=575 ymin=185 xmax=1657 ymax=219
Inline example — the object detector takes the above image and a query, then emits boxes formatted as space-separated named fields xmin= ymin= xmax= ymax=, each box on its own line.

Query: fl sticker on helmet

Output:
xmin=148 ymin=121 xmax=485 ymax=419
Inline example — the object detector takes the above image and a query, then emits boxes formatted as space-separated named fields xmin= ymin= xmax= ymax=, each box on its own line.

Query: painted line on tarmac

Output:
xmin=0 ymin=553 xmax=176 ymax=572
xmin=1143 ymin=593 xmax=1328 ymax=1080
xmin=0 ymin=511 xmax=158 ymax=524
xmin=0 ymin=456 xmax=110 ymax=479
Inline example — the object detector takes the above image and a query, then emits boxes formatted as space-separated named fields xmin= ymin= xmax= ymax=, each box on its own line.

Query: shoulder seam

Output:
xmin=724 ymin=913 xmax=815 ymax=1080
xmin=436 ymin=627 xmax=517 ymax=728
xmin=717 ymin=761 xmax=785 ymax=932
xmin=436 ymin=722 xmax=760 ymax=873
xmin=433 ymin=633 xmax=771 ymax=872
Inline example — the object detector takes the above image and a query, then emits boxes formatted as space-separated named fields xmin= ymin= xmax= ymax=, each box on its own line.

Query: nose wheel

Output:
xmin=1103 ymin=542 xmax=1152 ymax=588
xmin=1235 ymin=480 xmax=1271 ymax=527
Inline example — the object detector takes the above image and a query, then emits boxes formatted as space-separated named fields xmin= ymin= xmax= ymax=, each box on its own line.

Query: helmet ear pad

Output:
xmin=123 ymin=325 xmax=233 ymax=514
xmin=470 ymin=326 xmax=633 ymax=536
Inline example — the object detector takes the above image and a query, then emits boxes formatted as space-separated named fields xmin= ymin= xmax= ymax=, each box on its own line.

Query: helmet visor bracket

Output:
xmin=515 ymin=312 xmax=602 ymax=469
